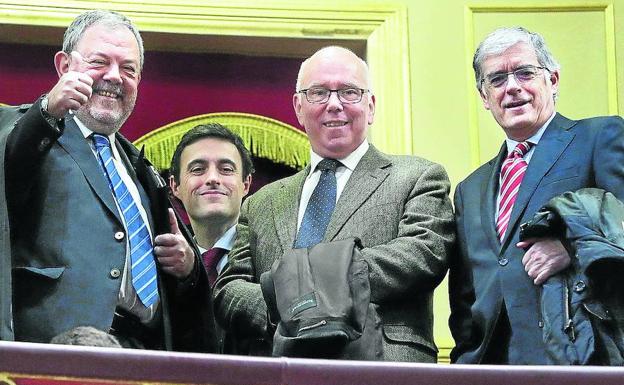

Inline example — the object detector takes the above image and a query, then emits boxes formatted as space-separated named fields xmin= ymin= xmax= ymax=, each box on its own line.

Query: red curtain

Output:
xmin=0 ymin=42 xmax=304 ymax=140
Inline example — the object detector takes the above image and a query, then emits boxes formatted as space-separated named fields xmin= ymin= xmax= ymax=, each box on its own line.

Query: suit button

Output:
xmin=38 ymin=137 xmax=51 ymax=151
xmin=574 ymin=280 xmax=586 ymax=292
xmin=110 ymin=268 xmax=121 ymax=279
xmin=114 ymin=231 xmax=125 ymax=241
xmin=498 ymin=258 xmax=508 ymax=266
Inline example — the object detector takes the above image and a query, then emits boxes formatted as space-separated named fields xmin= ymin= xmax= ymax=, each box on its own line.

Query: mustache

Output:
xmin=92 ymin=81 xmax=124 ymax=97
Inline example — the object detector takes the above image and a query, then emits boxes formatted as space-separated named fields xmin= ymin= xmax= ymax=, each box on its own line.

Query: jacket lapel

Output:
xmin=502 ymin=113 xmax=576 ymax=246
xmin=57 ymin=118 xmax=121 ymax=224
xmin=116 ymin=137 xmax=160 ymax=233
xmin=484 ymin=144 xmax=507 ymax=253
xmin=324 ymin=145 xmax=390 ymax=241
xmin=273 ymin=169 xmax=307 ymax=250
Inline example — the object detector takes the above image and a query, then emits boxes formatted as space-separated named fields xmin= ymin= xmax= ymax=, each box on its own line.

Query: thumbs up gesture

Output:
xmin=154 ymin=208 xmax=196 ymax=279
xmin=45 ymin=51 xmax=94 ymax=119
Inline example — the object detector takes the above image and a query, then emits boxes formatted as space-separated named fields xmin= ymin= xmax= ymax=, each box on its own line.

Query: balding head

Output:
xmin=296 ymin=46 xmax=371 ymax=92
xmin=293 ymin=45 xmax=375 ymax=159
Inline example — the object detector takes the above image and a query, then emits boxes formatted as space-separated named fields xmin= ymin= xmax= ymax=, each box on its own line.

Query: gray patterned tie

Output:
xmin=294 ymin=158 xmax=340 ymax=248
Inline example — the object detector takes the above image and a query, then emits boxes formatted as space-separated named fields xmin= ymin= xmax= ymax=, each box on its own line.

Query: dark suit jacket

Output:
xmin=449 ymin=113 xmax=624 ymax=364
xmin=214 ymin=145 xmax=455 ymax=362
xmin=0 ymin=104 xmax=24 ymax=341
xmin=1 ymin=100 xmax=215 ymax=352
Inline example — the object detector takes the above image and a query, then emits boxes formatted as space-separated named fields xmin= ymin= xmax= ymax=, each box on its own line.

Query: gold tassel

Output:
xmin=133 ymin=112 xmax=310 ymax=171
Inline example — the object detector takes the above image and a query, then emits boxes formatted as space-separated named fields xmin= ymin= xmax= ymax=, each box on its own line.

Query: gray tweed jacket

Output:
xmin=214 ymin=144 xmax=454 ymax=362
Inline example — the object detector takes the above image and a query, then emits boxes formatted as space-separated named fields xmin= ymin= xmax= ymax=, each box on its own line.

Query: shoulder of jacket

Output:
xmin=18 ymin=103 xmax=33 ymax=112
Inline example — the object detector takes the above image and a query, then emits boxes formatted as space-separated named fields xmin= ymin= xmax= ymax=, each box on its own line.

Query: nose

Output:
xmin=204 ymin=166 xmax=221 ymax=186
xmin=505 ymin=73 xmax=522 ymax=94
xmin=103 ymin=64 xmax=122 ymax=84
xmin=326 ymin=90 xmax=344 ymax=112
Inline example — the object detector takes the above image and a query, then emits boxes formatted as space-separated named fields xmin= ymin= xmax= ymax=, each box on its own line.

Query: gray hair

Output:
xmin=295 ymin=46 xmax=372 ymax=92
xmin=62 ymin=10 xmax=144 ymax=70
xmin=473 ymin=27 xmax=560 ymax=93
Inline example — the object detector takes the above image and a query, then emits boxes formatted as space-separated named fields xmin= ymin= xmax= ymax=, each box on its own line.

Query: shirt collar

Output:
xmin=504 ymin=112 xmax=555 ymax=155
xmin=197 ymin=225 xmax=237 ymax=254
xmin=74 ymin=115 xmax=119 ymax=159
xmin=308 ymin=139 xmax=369 ymax=177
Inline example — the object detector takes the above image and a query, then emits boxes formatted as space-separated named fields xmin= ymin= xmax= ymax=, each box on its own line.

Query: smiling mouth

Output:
xmin=504 ymin=100 xmax=529 ymax=109
xmin=323 ymin=121 xmax=348 ymax=128
xmin=199 ymin=190 xmax=226 ymax=196
xmin=94 ymin=90 xmax=121 ymax=99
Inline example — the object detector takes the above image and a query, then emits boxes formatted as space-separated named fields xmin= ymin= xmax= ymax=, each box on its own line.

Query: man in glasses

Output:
xmin=214 ymin=45 xmax=454 ymax=361
xmin=449 ymin=27 xmax=624 ymax=364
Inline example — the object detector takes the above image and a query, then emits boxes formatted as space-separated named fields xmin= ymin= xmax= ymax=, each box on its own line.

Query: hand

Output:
xmin=153 ymin=208 xmax=195 ymax=279
xmin=46 ymin=51 xmax=94 ymax=119
xmin=518 ymin=237 xmax=570 ymax=285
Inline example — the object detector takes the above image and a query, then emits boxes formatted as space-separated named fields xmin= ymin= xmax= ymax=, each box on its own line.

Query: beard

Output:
xmin=75 ymin=80 xmax=136 ymax=135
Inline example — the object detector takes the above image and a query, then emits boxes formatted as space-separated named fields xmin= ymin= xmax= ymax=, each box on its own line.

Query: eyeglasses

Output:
xmin=298 ymin=87 xmax=369 ymax=104
xmin=482 ymin=65 xmax=548 ymax=89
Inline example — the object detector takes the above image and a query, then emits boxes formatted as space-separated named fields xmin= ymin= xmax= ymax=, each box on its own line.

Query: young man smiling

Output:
xmin=170 ymin=123 xmax=253 ymax=286
xmin=169 ymin=123 xmax=253 ymax=354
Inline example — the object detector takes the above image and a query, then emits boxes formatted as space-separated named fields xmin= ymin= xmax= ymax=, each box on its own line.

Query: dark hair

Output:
xmin=170 ymin=123 xmax=254 ymax=183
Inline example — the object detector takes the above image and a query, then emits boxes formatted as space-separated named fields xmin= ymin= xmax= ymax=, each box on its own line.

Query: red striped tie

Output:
xmin=496 ymin=141 xmax=533 ymax=241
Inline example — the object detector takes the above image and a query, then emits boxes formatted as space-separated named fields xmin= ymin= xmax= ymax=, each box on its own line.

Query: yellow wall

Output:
xmin=1 ymin=0 xmax=623 ymax=363
xmin=399 ymin=0 xmax=624 ymax=361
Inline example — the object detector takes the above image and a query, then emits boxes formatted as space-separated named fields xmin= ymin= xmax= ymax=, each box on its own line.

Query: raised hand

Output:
xmin=46 ymin=51 xmax=94 ymax=119
xmin=153 ymin=208 xmax=196 ymax=279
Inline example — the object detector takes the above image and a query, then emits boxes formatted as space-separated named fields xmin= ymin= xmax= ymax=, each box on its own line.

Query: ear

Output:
xmin=479 ymin=87 xmax=492 ymax=110
xmin=242 ymin=174 xmax=252 ymax=197
xmin=54 ymin=51 xmax=70 ymax=78
xmin=367 ymin=93 xmax=376 ymax=125
xmin=293 ymin=93 xmax=305 ymax=127
xmin=548 ymin=69 xmax=560 ymax=96
xmin=169 ymin=175 xmax=181 ymax=198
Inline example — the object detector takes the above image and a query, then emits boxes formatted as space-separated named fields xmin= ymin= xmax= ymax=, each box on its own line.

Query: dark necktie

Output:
xmin=294 ymin=158 xmax=340 ymax=248
xmin=202 ymin=247 xmax=227 ymax=287
xmin=497 ymin=141 xmax=533 ymax=241
xmin=92 ymin=134 xmax=159 ymax=307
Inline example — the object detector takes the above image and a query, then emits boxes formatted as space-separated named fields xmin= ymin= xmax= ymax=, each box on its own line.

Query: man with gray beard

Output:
xmin=0 ymin=10 xmax=215 ymax=352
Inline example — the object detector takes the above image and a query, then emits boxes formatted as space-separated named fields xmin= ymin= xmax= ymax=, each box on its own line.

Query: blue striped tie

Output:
xmin=92 ymin=134 xmax=159 ymax=307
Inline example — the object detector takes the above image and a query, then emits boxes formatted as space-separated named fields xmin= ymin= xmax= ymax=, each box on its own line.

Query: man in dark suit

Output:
xmin=0 ymin=10 xmax=215 ymax=352
xmin=449 ymin=27 xmax=624 ymax=364
xmin=214 ymin=46 xmax=455 ymax=362
xmin=169 ymin=123 xmax=253 ymax=353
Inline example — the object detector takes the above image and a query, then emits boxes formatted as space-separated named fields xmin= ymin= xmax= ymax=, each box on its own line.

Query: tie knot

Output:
xmin=202 ymin=247 xmax=227 ymax=268
xmin=92 ymin=133 xmax=111 ymax=150
xmin=202 ymin=247 xmax=227 ymax=287
xmin=511 ymin=141 xmax=532 ymax=158
xmin=317 ymin=158 xmax=340 ymax=172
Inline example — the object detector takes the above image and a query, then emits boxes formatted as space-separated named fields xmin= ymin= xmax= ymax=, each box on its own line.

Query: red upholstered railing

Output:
xmin=2 ymin=341 xmax=624 ymax=385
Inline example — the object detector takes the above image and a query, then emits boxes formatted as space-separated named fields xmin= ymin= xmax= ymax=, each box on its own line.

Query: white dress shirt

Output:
xmin=297 ymin=139 xmax=370 ymax=231
xmin=197 ymin=225 xmax=236 ymax=274
xmin=495 ymin=112 xmax=555 ymax=220
xmin=74 ymin=115 xmax=157 ymax=322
